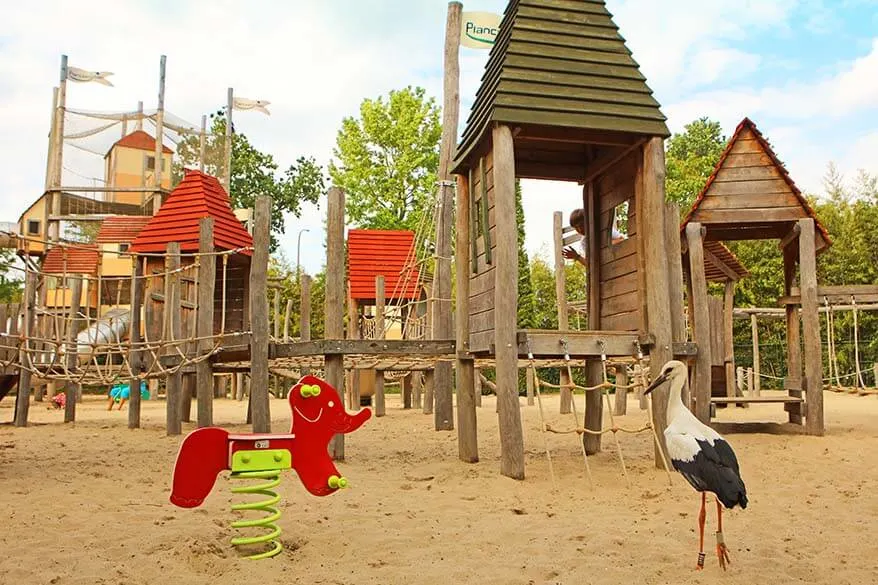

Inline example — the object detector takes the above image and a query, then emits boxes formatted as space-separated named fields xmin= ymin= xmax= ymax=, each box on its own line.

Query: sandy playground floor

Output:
xmin=1 ymin=389 xmax=877 ymax=585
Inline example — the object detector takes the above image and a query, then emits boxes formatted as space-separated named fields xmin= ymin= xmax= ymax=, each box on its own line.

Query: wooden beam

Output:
xmin=248 ymin=198 xmax=271 ymax=432
xmin=165 ymin=244 xmax=183 ymax=435
xmin=582 ymin=139 xmax=646 ymax=185
xmin=63 ymin=276 xmax=83 ymax=423
xmin=493 ymin=124 xmax=525 ymax=480
xmin=703 ymin=246 xmax=740 ymax=283
xmin=455 ymin=171 xmax=478 ymax=462
xmin=273 ymin=339 xmax=456 ymax=357
xmin=196 ymin=218 xmax=216 ymax=428
xmin=374 ymin=275 xmax=386 ymax=418
xmin=325 ymin=187 xmax=346 ymax=459
xmin=553 ymin=210 xmax=573 ymax=415
xmin=641 ymin=138 xmax=674 ymax=465
xmin=778 ymin=223 xmax=801 ymax=250
xmin=584 ymin=180 xmax=602 ymax=455
xmin=664 ymin=202 xmax=686 ymax=347
xmin=514 ymin=124 xmax=642 ymax=147
xmin=14 ymin=272 xmax=36 ymax=427
xmin=686 ymin=222 xmax=712 ymax=423
xmin=784 ymin=243 xmax=804 ymax=425
xmin=750 ymin=313 xmax=761 ymax=395
xmin=798 ymin=218 xmax=823 ymax=435
xmin=723 ymin=281 xmax=736 ymax=400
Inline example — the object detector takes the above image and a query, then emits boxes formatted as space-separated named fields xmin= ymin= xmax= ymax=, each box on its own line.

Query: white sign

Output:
xmin=460 ymin=11 xmax=501 ymax=49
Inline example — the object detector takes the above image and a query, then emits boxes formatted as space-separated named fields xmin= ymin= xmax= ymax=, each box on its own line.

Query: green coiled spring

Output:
xmin=229 ymin=470 xmax=283 ymax=560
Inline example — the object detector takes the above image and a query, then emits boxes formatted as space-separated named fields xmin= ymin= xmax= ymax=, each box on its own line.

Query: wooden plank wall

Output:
xmin=597 ymin=153 xmax=640 ymax=331
xmin=695 ymin=127 xmax=804 ymax=224
xmin=469 ymin=150 xmax=497 ymax=352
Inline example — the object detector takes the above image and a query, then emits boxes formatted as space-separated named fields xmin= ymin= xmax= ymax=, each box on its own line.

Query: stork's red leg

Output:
xmin=696 ymin=492 xmax=706 ymax=570
xmin=716 ymin=498 xmax=731 ymax=570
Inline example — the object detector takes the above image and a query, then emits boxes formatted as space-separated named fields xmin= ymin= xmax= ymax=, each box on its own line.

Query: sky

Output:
xmin=1 ymin=0 xmax=877 ymax=275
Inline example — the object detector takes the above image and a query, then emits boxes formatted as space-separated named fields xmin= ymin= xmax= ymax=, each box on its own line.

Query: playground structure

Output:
xmin=4 ymin=0 xmax=873 ymax=486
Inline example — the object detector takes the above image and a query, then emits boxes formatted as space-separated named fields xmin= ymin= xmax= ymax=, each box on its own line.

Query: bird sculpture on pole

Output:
xmin=645 ymin=360 xmax=748 ymax=570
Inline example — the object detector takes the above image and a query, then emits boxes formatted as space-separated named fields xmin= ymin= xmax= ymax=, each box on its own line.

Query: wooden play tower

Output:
xmin=451 ymin=0 xmax=689 ymax=478
xmin=681 ymin=118 xmax=829 ymax=435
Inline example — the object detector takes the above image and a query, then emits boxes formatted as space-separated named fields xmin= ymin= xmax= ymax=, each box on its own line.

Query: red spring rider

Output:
xmin=169 ymin=375 xmax=371 ymax=559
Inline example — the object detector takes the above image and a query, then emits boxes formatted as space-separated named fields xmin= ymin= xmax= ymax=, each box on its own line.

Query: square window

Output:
xmin=27 ymin=220 xmax=40 ymax=235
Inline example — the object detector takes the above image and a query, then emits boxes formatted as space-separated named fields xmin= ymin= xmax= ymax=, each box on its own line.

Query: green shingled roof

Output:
xmin=453 ymin=0 xmax=670 ymax=173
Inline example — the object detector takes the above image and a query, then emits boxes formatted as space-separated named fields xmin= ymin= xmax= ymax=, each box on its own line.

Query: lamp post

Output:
xmin=296 ymin=228 xmax=310 ymax=280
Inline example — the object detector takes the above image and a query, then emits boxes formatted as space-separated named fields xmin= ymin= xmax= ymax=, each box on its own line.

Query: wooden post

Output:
xmin=493 ymin=125 xmax=524 ymax=479
xmin=401 ymin=374 xmax=413 ymax=409
xmin=783 ymin=245 xmax=803 ymax=424
xmin=455 ymin=172 xmax=478 ymax=462
xmin=613 ymin=367 xmax=628 ymax=416
xmin=422 ymin=284 xmax=434 ymax=415
xmin=273 ymin=287 xmax=281 ymax=340
xmin=553 ymin=211 xmax=573 ymax=415
xmin=412 ymin=372 xmax=423 ymax=410
xmin=47 ymin=55 xmax=68 ymax=242
xmin=127 ymin=256 xmax=144 ymax=428
xmin=196 ymin=218 xmax=216 ymax=427
xmin=474 ymin=367 xmax=482 ymax=407
xmin=181 ymin=374 xmax=195 ymax=422
xmin=249 ymin=197 xmax=272 ymax=433
xmin=584 ymin=181 xmax=602 ymax=455
xmin=526 ymin=367 xmax=535 ymax=406
xmin=325 ymin=187 xmax=346 ymax=459
xmin=63 ymin=276 xmax=82 ymax=423
xmin=283 ymin=299 xmax=292 ymax=342
xmin=747 ymin=368 xmax=754 ymax=396
xmin=737 ymin=366 xmax=745 ymax=396
xmin=165 ymin=243 xmax=183 ymax=435
xmin=750 ymin=313 xmax=761 ymax=395
xmin=665 ymin=202 xmax=686 ymax=345
xmin=641 ymin=138 xmax=674 ymax=466
xmin=431 ymin=0 xmax=461 ymax=433
xmin=635 ymin=364 xmax=648 ymax=410
xmin=374 ymin=275 xmax=386 ymax=417
xmin=686 ymin=222 xmax=712 ymax=423
xmin=152 ymin=55 xmax=166 ymax=214
xmin=14 ymin=272 xmax=37 ymax=426
xmin=723 ymin=280 xmax=736 ymax=399
xmin=346 ymin=290 xmax=360 ymax=409
xmin=798 ymin=218 xmax=823 ymax=435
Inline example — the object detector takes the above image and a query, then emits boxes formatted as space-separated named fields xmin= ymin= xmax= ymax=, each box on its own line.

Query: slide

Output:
xmin=76 ymin=307 xmax=130 ymax=355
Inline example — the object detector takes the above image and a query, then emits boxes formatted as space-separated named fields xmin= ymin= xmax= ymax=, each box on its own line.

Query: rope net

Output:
xmin=0 ymin=240 xmax=252 ymax=388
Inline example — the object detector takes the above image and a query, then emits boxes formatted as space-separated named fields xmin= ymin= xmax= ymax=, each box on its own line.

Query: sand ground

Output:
xmin=1 ymin=389 xmax=877 ymax=585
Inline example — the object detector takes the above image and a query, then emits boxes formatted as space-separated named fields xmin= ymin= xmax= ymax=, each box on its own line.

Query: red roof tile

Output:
xmin=43 ymin=244 xmax=100 ymax=275
xmin=129 ymin=169 xmax=253 ymax=255
xmin=95 ymin=216 xmax=152 ymax=244
xmin=109 ymin=130 xmax=173 ymax=155
xmin=348 ymin=230 xmax=421 ymax=301
xmin=681 ymin=117 xmax=831 ymax=250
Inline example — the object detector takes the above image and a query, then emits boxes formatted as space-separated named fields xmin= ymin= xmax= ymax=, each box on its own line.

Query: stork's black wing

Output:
xmin=669 ymin=434 xmax=748 ymax=510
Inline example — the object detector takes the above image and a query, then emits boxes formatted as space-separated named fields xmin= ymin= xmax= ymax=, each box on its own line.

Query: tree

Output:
xmin=175 ymin=113 xmax=325 ymax=251
xmin=329 ymin=87 xmax=442 ymax=235
xmin=515 ymin=180 xmax=535 ymax=328
xmin=665 ymin=117 xmax=727 ymax=211
xmin=0 ymin=250 xmax=22 ymax=302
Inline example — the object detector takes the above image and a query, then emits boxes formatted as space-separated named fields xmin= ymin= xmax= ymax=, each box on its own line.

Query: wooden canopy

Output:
xmin=682 ymin=117 xmax=830 ymax=251
xmin=452 ymin=0 xmax=669 ymax=181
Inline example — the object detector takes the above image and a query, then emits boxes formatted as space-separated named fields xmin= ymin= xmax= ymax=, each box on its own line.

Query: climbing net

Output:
xmin=0 ymin=238 xmax=252 ymax=387
xmin=824 ymin=296 xmax=878 ymax=395
xmin=524 ymin=337 xmax=673 ymax=489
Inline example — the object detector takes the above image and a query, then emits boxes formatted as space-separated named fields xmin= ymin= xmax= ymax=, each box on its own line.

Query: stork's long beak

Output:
xmin=644 ymin=370 xmax=670 ymax=395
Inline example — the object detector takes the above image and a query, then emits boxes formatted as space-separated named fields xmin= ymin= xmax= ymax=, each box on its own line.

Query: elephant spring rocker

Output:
xmin=169 ymin=375 xmax=372 ymax=559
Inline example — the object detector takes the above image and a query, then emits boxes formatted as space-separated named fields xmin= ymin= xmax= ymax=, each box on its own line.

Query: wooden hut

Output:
xmin=451 ymin=0 xmax=684 ymax=478
xmin=681 ymin=117 xmax=830 ymax=435
xmin=130 ymin=169 xmax=253 ymax=338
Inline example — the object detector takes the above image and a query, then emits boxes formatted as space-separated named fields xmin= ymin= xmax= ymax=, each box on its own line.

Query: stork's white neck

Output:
xmin=666 ymin=372 xmax=690 ymax=423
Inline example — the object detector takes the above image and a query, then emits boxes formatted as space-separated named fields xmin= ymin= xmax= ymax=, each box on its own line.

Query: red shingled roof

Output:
xmin=109 ymin=130 xmax=173 ymax=155
xmin=681 ymin=117 xmax=831 ymax=249
xmin=95 ymin=216 xmax=152 ymax=244
xmin=348 ymin=230 xmax=420 ymax=301
xmin=129 ymin=169 xmax=253 ymax=254
xmin=42 ymin=244 xmax=100 ymax=275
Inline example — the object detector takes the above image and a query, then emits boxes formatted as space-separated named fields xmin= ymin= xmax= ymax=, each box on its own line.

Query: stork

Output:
xmin=645 ymin=360 xmax=748 ymax=570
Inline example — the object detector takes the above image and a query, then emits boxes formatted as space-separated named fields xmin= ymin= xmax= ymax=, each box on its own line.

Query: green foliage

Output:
xmin=267 ymin=253 xmax=326 ymax=341
xmin=64 ymin=221 xmax=100 ymax=243
xmin=0 ymin=250 xmax=22 ymax=302
xmin=665 ymin=117 xmax=727 ymax=211
xmin=515 ymin=180 xmax=535 ymax=328
xmin=329 ymin=87 xmax=442 ymax=234
xmin=175 ymin=112 xmax=325 ymax=252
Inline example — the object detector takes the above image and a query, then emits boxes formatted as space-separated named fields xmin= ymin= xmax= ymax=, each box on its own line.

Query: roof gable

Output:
xmin=95 ymin=216 xmax=152 ymax=244
xmin=43 ymin=244 xmax=100 ymax=276
xmin=682 ymin=117 xmax=830 ymax=251
xmin=108 ymin=130 xmax=173 ymax=156
xmin=129 ymin=169 xmax=253 ymax=255
xmin=453 ymin=0 xmax=668 ymax=172
xmin=348 ymin=230 xmax=421 ymax=301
